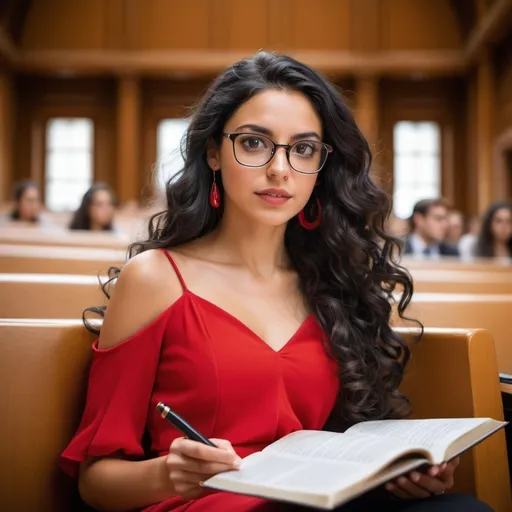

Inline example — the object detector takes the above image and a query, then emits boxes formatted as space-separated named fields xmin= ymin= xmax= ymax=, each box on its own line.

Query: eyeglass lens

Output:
xmin=232 ymin=134 xmax=328 ymax=174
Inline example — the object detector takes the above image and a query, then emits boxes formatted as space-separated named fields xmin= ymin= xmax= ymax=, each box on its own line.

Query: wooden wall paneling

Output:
xmin=0 ymin=72 xmax=14 ymax=202
xmin=12 ymin=77 xmax=32 ymax=187
xmin=282 ymin=0 xmax=351 ymax=50
xmin=13 ymin=76 xmax=117 ymax=202
xmin=475 ymin=49 xmax=495 ymax=212
xmin=136 ymin=0 xmax=211 ymax=50
xmin=0 ymin=25 xmax=18 ymax=63
xmin=466 ymin=71 xmax=479 ymax=216
xmin=494 ymin=30 xmax=512 ymax=201
xmin=210 ymin=0 xmax=269 ymax=50
xmin=451 ymin=79 xmax=469 ymax=214
xmin=379 ymin=79 xmax=461 ymax=205
xmin=354 ymin=76 xmax=379 ymax=152
xmin=495 ymin=29 xmax=512 ymax=135
xmin=380 ymin=0 xmax=463 ymax=50
xmin=30 ymin=116 xmax=44 ymax=197
xmin=116 ymin=76 xmax=141 ymax=205
xmin=350 ymin=0 xmax=381 ymax=52
xmin=495 ymin=129 xmax=512 ymax=201
xmin=21 ymin=0 xmax=108 ymax=50
xmin=141 ymin=78 xmax=210 ymax=201
xmin=103 ymin=0 xmax=127 ymax=51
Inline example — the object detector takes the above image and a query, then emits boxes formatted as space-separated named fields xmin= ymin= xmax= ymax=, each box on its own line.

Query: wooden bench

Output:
xmin=0 ymin=226 xmax=131 ymax=250
xmin=409 ymin=268 xmax=512 ymax=294
xmin=0 ymin=274 xmax=106 ymax=319
xmin=401 ymin=257 xmax=512 ymax=272
xmin=0 ymin=322 xmax=508 ymax=512
xmin=397 ymin=293 xmax=512 ymax=374
xmin=0 ymin=244 xmax=125 ymax=275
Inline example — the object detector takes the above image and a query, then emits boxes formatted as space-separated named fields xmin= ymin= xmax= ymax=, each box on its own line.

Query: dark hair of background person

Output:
xmin=10 ymin=180 xmax=39 ymax=222
xmin=85 ymin=52 xmax=417 ymax=431
xmin=474 ymin=201 xmax=512 ymax=258
xmin=69 ymin=183 xmax=115 ymax=231
xmin=409 ymin=198 xmax=450 ymax=232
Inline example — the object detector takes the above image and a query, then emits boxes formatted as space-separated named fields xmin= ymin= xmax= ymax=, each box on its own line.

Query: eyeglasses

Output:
xmin=223 ymin=133 xmax=333 ymax=174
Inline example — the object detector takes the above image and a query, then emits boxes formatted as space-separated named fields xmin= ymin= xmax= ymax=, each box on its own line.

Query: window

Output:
xmin=393 ymin=121 xmax=441 ymax=219
xmin=45 ymin=118 xmax=94 ymax=212
xmin=156 ymin=119 xmax=189 ymax=191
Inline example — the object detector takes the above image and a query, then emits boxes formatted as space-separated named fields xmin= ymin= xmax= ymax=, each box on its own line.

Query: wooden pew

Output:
xmin=401 ymin=256 xmax=512 ymax=272
xmin=397 ymin=293 xmax=512 ymax=374
xmin=410 ymin=268 xmax=512 ymax=294
xmin=0 ymin=244 xmax=125 ymax=275
xmin=0 ymin=226 xmax=131 ymax=250
xmin=397 ymin=327 xmax=510 ymax=510
xmin=0 ymin=322 xmax=509 ymax=512
xmin=0 ymin=274 xmax=106 ymax=319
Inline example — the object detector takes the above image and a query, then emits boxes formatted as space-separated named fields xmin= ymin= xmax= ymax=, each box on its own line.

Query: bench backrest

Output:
xmin=0 ymin=320 xmax=94 ymax=512
xmin=410 ymin=268 xmax=512 ymax=294
xmin=398 ymin=293 xmax=512 ymax=373
xmin=0 ymin=227 xmax=131 ymax=250
xmin=0 ymin=322 xmax=509 ymax=512
xmin=0 ymin=244 xmax=125 ymax=275
xmin=398 ymin=327 xmax=510 ymax=511
xmin=0 ymin=274 xmax=106 ymax=319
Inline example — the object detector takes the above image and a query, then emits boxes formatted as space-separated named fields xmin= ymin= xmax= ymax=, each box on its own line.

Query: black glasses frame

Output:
xmin=223 ymin=132 xmax=333 ymax=174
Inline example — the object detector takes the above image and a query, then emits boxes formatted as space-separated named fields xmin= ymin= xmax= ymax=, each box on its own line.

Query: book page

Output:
xmin=205 ymin=449 xmax=426 ymax=509
xmin=264 ymin=430 xmax=429 ymax=466
xmin=346 ymin=418 xmax=489 ymax=461
xmin=207 ymin=451 xmax=369 ymax=494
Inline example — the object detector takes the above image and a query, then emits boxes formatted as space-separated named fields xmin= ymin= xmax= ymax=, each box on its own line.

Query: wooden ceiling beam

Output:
xmin=464 ymin=0 xmax=512 ymax=63
xmin=15 ymin=49 xmax=465 ymax=77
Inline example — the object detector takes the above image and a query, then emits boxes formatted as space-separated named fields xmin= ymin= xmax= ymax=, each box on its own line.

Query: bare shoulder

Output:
xmin=98 ymin=249 xmax=183 ymax=349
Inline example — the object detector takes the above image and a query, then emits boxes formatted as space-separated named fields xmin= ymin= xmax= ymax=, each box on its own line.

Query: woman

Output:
xmin=69 ymin=183 xmax=115 ymax=231
xmin=60 ymin=53 xmax=491 ymax=512
xmin=474 ymin=202 xmax=512 ymax=259
xmin=9 ymin=180 xmax=41 ymax=222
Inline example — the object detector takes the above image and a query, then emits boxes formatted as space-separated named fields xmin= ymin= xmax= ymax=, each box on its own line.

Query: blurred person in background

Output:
xmin=404 ymin=199 xmax=459 ymax=258
xmin=69 ymin=183 xmax=116 ymax=232
xmin=9 ymin=180 xmax=41 ymax=223
xmin=472 ymin=201 xmax=512 ymax=259
xmin=445 ymin=210 xmax=464 ymax=246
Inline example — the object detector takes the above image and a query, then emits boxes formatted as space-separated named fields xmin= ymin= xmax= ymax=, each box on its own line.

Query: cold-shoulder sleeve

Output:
xmin=60 ymin=308 xmax=172 ymax=478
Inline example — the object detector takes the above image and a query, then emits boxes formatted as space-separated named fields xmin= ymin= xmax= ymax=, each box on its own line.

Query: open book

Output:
xmin=204 ymin=417 xmax=506 ymax=510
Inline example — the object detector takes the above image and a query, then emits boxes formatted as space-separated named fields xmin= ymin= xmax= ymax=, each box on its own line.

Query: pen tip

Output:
xmin=156 ymin=402 xmax=165 ymax=412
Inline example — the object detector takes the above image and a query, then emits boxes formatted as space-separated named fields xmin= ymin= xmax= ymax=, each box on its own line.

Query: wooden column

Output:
xmin=475 ymin=50 xmax=495 ymax=213
xmin=116 ymin=75 xmax=141 ymax=205
xmin=355 ymin=76 xmax=379 ymax=151
xmin=0 ymin=72 xmax=14 ymax=203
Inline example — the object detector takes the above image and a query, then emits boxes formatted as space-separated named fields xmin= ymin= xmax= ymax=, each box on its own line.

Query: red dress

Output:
xmin=60 ymin=250 xmax=340 ymax=511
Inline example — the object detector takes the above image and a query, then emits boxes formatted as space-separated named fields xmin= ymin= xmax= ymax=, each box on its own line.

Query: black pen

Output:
xmin=156 ymin=402 xmax=218 ymax=448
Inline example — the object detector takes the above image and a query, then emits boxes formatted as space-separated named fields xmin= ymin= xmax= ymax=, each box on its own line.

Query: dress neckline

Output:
xmin=184 ymin=289 xmax=314 ymax=354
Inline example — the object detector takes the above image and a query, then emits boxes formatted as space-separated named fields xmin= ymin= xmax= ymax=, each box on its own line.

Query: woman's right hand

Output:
xmin=166 ymin=438 xmax=242 ymax=500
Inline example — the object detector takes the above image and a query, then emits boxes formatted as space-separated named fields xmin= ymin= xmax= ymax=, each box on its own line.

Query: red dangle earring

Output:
xmin=209 ymin=171 xmax=220 ymax=208
xmin=298 ymin=197 xmax=322 ymax=230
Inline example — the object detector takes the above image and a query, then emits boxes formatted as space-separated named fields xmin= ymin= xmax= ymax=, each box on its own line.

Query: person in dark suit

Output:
xmin=403 ymin=199 xmax=459 ymax=258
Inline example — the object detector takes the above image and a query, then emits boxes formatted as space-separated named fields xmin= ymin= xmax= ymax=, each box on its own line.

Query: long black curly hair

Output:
xmin=88 ymin=51 xmax=415 ymax=429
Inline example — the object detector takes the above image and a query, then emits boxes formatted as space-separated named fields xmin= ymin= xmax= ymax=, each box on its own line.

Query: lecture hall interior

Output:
xmin=1 ymin=1 xmax=512 ymax=511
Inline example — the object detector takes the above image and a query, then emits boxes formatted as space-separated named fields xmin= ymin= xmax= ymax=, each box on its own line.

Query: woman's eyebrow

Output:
xmin=290 ymin=131 xmax=321 ymax=141
xmin=234 ymin=124 xmax=273 ymax=135
xmin=234 ymin=125 xmax=321 ymax=141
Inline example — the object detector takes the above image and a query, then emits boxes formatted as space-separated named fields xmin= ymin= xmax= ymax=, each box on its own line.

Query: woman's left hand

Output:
xmin=385 ymin=457 xmax=459 ymax=500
